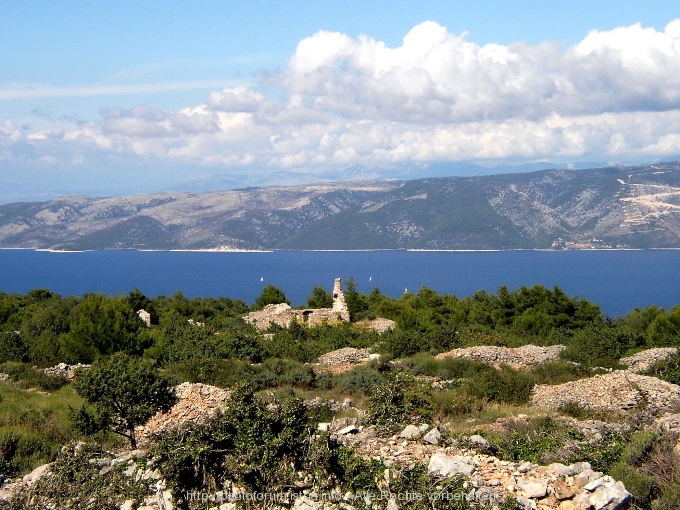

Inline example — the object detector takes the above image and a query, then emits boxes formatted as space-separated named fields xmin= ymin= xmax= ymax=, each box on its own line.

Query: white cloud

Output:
xmin=5 ymin=19 xmax=680 ymax=176
xmin=207 ymin=86 xmax=264 ymax=112
xmin=0 ymin=81 xmax=243 ymax=100
xmin=0 ymin=121 xmax=23 ymax=144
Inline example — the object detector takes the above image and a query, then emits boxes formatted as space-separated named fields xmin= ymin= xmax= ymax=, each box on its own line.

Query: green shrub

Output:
xmin=72 ymin=353 xmax=176 ymax=448
xmin=623 ymin=430 xmax=659 ymax=466
xmin=464 ymin=365 xmax=535 ymax=404
xmin=151 ymin=383 xmax=308 ymax=497
xmin=6 ymin=442 xmax=149 ymax=509
xmin=0 ymin=362 xmax=68 ymax=392
xmin=533 ymin=361 xmax=591 ymax=385
xmin=339 ymin=365 xmax=385 ymax=395
xmin=0 ymin=332 xmax=28 ymax=363
xmin=492 ymin=417 xmax=566 ymax=464
xmin=644 ymin=353 xmax=680 ymax=385
xmin=561 ymin=325 xmax=645 ymax=366
xmin=610 ymin=462 xmax=654 ymax=507
xmin=558 ymin=402 xmax=592 ymax=420
xmin=0 ymin=429 xmax=60 ymax=477
xmin=571 ymin=430 xmax=630 ymax=472
xmin=252 ymin=284 xmax=289 ymax=311
xmin=431 ymin=390 xmax=485 ymax=418
xmin=404 ymin=353 xmax=485 ymax=380
xmin=367 ymin=376 xmax=432 ymax=429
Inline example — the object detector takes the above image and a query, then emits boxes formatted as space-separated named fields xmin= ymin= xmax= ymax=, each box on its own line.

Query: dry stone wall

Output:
xmin=136 ymin=382 xmax=231 ymax=444
xmin=531 ymin=371 xmax=680 ymax=416
xmin=436 ymin=345 xmax=566 ymax=369
xmin=619 ymin=347 xmax=678 ymax=373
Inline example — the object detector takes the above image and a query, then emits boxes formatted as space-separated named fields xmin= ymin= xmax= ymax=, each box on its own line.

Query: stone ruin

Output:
xmin=136 ymin=309 xmax=151 ymax=327
xmin=244 ymin=278 xmax=351 ymax=330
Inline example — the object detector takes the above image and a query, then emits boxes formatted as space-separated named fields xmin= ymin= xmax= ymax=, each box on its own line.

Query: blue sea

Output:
xmin=1 ymin=249 xmax=680 ymax=318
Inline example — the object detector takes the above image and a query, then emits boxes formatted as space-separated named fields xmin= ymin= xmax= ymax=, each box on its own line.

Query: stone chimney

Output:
xmin=137 ymin=309 xmax=151 ymax=327
xmin=332 ymin=278 xmax=350 ymax=321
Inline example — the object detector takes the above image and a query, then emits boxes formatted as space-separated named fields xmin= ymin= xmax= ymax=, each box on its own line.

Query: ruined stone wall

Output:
xmin=244 ymin=278 xmax=350 ymax=330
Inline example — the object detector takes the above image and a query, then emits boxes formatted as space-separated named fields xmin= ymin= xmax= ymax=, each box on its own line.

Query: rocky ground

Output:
xmin=435 ymin=346 xmax=567 ymax=369
xmin=530 ymin=371 xmax=680 ymax=417
xmin=619 ymin=348 xmax=678 ymax=373
xmin=317 ymin=348 xmax=373 ymax=366
xmin=1 ymin=411 xmax=634 ymax=510
xmin=331 ymin=420 xmax=629 ymax=510
xmin=3 ymin=347 xmax=680 ymax=509
xmin=41 ymin=362 xmax=91 ymax=380
xmin=136 ymin=382 xmax=232 ymax=444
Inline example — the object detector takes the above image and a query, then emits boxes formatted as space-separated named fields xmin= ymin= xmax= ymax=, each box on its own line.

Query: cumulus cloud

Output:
xmin=6 ymin=19 xmax=680 ymax=174
xmin=0 ymin=121 xmax=23 ymax=145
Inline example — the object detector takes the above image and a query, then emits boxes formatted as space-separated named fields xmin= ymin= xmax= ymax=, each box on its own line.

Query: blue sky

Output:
xmin=2 ymin=0 xmax=680 ymax=201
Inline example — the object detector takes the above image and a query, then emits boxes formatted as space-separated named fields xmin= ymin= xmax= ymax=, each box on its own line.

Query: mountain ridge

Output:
xmin=2 ymin=163 xmax=680 ymax=250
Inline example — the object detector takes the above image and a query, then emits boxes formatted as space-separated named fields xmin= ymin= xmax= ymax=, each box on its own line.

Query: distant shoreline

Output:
xmin=2 ymin=247 xmax=680 ymax=253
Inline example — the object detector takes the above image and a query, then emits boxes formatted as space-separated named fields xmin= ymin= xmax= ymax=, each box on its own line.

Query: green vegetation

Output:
xmin=71 ymin=353 xmax=177 ymax=447
xmin=0 ymin=383 xmax=86 ymax=476
xmin=1 ymin=281 xmax=680 ymax=508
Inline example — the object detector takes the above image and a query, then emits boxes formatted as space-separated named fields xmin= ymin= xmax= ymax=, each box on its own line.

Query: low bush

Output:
xmin=367 ymin=376 xmax=432 ymax=430
xmin=643 ymin=353 xmax=680 ymax=385
xmin=0 ymin=429 xmax=60 ymax=477
xmin=339 ymin=365 xmax=385 ymax=395
xmin=610 ymin=462 xmax=655 ymax=507
xmin=0 ymin=332 xmax=28 ymax=363
xmin=152 ymin=383 xmax=309 ymax=497
xmin=6 ymin=443 xmax=149 ymax=510
xmin=463 ymin=365 xmax=535 ymax=405
xmin=488 ymin=417 xmax=566 ymax=464
xmin=402 ymin=353 xmax=485 ymax=380
xmin=431 ymin=390 xmax=486 ymax=418
xmin=0 ymin=362 xmax=68 ymax=392
xmin=532 ymin=361 xmax=591 ymax=385
xmin=165 ymin=357 xmax=321 ymax=391
xmin=561 ymin=325 xmax=645 ymax=367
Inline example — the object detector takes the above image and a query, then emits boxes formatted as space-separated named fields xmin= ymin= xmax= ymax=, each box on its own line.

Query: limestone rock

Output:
xmin=574 ymin=470 xmax=604 ymax=490
xmin=422 ymin=427 xmax=442 ymax=445
xmin=137 ymin=382 xmax=232 ymax=443
xmin=469 ymin=434 xmax=491 ymax=449
xmin=318 ymin=347 xmax=371 ymax=366
xmin=22 ymin=463 xmax=51 ymax=486
xmin=553 ymin=481 xmax=576 ymax=501
xmin=399 ymin=425 xmax=421 ymax=440
xmin=516 ymin=478 xmax=548 ymax=499
xmin=356 ymin=318 xmax=397 ymax=334
xmin=586 ymin=477 xmax=630 ymax=510
xmin=428 ymin=453 xmax=476 ymax=477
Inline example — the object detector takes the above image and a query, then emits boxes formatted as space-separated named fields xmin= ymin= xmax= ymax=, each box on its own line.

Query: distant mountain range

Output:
xmin=2 ymin=162 xmax=680 ymax=250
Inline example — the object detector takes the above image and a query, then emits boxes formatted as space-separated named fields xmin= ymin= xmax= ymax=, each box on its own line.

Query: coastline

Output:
xmin=2 ymin=247 xmax=678 ymax=253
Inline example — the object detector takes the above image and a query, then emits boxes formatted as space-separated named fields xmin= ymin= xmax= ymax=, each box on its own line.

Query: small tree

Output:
xmin=252 ymin=284 xmax=290 ymax=311
xmin=306 ymin=285 xmax=333 ymax=308
xmin=71 ymin=352 xmax=177 ymax=447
